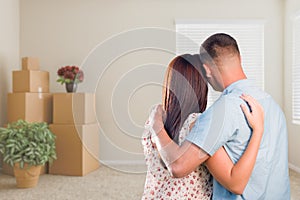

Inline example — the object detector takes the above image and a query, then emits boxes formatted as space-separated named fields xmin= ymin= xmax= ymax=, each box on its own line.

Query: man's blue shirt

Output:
xmin=186 ymin=79 xmax=290 ymax=199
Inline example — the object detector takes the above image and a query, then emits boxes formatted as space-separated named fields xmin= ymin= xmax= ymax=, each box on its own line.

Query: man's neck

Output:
xmin=222 ymin=69 xmax=247 ymax=89
xmin=217 ymin=56 xmax=247 ymax=90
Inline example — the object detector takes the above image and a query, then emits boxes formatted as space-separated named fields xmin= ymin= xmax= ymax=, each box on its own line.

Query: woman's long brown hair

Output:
xmin=163 ymin=54 xmax=208 ymax=144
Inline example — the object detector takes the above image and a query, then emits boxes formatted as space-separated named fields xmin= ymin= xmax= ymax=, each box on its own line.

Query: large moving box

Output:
xmin=13 ymin=70 xmax=49 ymax=93
xmin=4 ymin=92 xmax=52 ymax=176
xmin=49 ymin=123 xmax=100 ymax=176
xmin=7 ymin=93 xmax=52 ymax=124
xmin=53 ymin=93 xmax=96 ymax=124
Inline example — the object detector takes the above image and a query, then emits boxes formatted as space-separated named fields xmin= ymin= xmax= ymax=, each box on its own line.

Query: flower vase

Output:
xmin=65 ymin=82 xmax=77 ymax=93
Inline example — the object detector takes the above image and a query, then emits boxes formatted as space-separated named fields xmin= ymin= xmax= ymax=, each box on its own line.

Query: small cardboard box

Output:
xmin=1 ymin=162 xmax=48 ymax=176
xmin=49 ymin=123 xmax=100 ymax=176
xmin=13 ymin=70 xmax=49 ymax=93
xmin=7 ymin=93 xmax=53 ymax=123
xmin=22 ymin=57 xmax=39 ymax=70
xmin=53 ymin=93 xmax=96 ymax=124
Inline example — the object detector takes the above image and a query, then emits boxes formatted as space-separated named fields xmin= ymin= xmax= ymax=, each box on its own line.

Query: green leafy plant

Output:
xmin=0 ymin=120 xmax=57 ymax=169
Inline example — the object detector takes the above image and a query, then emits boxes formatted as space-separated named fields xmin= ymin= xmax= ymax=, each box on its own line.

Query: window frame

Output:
xmin=292 ymin=15 xmax=300 ymax=125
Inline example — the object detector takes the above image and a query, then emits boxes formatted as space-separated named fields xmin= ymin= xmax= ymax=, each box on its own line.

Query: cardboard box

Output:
xmin=2 ymin=162 xmax=13 ymax=175
xmin=2 ymin=162 xmax=48 ymax=176
xmin=0 ymin=153 xmax=2 ymax=170
xmin=7 ymin=93 xmax=53 ymax=123
xmin=22 ymin=57 xmax=39 ymax=70
xmin=53 ymin=93 xmax=96 ymax=124
xmin=49 ymin=123 xmax=100 ymax=176
xmin=13 ymin=70 xmax=49 ymax=93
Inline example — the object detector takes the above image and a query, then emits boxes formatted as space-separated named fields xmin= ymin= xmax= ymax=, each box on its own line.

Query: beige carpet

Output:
xmin=0 ymin=165 xmax=146 ymax=200
xmin=290 ymin=169 xmax=300 ymax=200
xmin=0 ymin=166 xmax=299 ymax=200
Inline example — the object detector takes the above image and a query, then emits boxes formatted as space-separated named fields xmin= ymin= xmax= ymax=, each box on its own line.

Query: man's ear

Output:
xmin=203 ymin=63 xmax=212 ymax=78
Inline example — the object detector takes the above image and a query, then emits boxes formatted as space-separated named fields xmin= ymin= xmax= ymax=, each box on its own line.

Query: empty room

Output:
xmin=0 ymin=0 xmax=299 ymax=199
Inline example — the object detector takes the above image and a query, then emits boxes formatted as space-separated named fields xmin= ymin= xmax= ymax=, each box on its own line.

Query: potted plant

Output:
xmin=0 ymin=120 xmax=57 ymax=188
xmin=57 ymin=65 xmax=84 ymax=93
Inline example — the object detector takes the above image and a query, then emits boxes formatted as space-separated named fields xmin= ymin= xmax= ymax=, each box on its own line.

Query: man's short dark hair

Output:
xmin=200 ymin=33 xmax=240 ymax=65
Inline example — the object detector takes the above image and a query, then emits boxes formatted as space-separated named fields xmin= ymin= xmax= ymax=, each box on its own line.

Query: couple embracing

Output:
xmin=142 ymin=33 xmax=290 ymax=199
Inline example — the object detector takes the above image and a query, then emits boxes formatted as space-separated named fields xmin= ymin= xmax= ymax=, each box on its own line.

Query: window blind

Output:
xmin=176 ymin=20 xmax=264 ymax=107
xmin=292 ymin=16 xmax=300 ymax=123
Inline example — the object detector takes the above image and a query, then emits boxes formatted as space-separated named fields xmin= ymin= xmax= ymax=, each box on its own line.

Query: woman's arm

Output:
xmin=149 ymin=105 xmax=209 ymax=178
xmin=205 ymin=94 xmax=264 ymax=195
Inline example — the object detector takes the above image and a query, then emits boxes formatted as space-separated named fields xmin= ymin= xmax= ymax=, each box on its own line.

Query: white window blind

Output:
xmin=292 ymin=16 xmax=300 ymax=124
xmin=176 ymin=20 xmax=264 ymax=107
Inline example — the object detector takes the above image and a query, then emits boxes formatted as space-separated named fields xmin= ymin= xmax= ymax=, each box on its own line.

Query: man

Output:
xmin=151 ymin=33 xmax=290 ymax=199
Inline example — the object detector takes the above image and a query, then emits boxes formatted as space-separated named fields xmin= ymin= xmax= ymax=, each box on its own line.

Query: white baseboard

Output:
xmin=100 ymin=160 xmax=146 ymax=166
xmin=289 ymin=162 xmax=300 ymax=173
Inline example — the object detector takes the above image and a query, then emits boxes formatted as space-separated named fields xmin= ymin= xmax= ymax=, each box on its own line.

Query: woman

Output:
xmin=142 ymin=54 xmax=264 ymax=199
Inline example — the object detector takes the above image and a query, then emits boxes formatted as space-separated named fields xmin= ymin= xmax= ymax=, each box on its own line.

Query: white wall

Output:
xmin=285 ymin=0 xmax=300 ymax=172
xmin=0 ymin=0 xmax=20 ymax=167
xmin=20 ymin=0 xmax=284 ymax=164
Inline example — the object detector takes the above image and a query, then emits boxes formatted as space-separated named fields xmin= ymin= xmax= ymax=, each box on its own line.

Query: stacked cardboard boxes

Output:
xmin=3 ymin=57 xmax=52 ymax=175
xmin=49 ymin=93 xmax=100 ymax=176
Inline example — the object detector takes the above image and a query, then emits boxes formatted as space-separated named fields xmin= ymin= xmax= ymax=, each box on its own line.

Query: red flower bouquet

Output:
xmin=57 ymin=66 xmax=84 ymax=84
